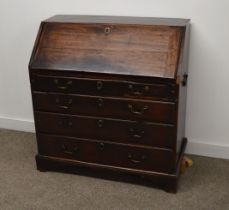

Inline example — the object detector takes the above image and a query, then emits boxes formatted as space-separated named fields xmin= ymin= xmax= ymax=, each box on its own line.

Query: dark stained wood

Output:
xmin=30 ymin=73 xmax=176 ymax=100
xmin=30 ymin=22 xmax=183 ymax=79
xmin=29 ymin=15 xmax=190 ymax=193
xmin=44 ymin=15 xmax=190 ymax=27
xmin=35 ymin=112 xmax=176 ymax=149
xmin=32 ymin=92 xmax=176 ymax=123
xmin=30 ymin=69 xmax=175 ymax=84
xmin=35 ymin=138 xmax=187 ymax=193
xmin=37 ymin=133 xmax=175 ymax=173
xmin=176 ymin=24 xmax=190 ymax=153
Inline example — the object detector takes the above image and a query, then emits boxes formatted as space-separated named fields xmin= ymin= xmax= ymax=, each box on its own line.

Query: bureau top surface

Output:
xmin=44 ymin=15 xmax=190 ymax=27
xmin=30 ymin=15 xmax=189 ymax=79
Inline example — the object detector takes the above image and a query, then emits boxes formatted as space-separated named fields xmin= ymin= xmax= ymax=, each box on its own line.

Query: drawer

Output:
xmin=37 ymin=133 xmax=175 ymax=173
xmin=32 ymin=92 xmax=176 ymax=123
xmin=30 ymin=74 xmax=175 ymax=100
xmin=35 ymin=112 xmax=176 ymax=149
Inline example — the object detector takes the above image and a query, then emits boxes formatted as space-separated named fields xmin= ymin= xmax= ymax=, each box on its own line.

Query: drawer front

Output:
xmin=32 ymin=93 xmax=176 ymax=124
xmin=35 ymin=112 xmax=176 ymax=149
xmin=37 ymin=134 xmax=175 ymax=173
xmin=30 ymin=74 xmax=175 ymax=100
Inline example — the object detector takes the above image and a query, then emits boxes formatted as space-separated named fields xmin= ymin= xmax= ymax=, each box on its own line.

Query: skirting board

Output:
xmin=186 ymin=140 xmax=229 ymax=160
xmin=0 ymin=116 xmax=35 ymax=133
xmin=0 ymin=117 xmax=228 ymax=160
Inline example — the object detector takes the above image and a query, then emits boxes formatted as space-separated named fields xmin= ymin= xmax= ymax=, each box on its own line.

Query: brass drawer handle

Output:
xmin=97 ymin=98 xmax=104 ymax=107
xmin=128 ymin=104 xmax=148 ymax=115
xmin=128 ymin=154 xmax=146 ymax=164
xmin=104 ymin=26 xmax=111 ymax=34
xmin=53 ymin=79 xmax=73 ymax=90
xmin=55 ymin=97 xmax=73 ymax=109
xmin=62 ymin=144 xmax=78 ymax=155
xmin=129 ymin=128 xmax=145 ymax=139
xmin=128 ymin=84 xmax=149 ymax=96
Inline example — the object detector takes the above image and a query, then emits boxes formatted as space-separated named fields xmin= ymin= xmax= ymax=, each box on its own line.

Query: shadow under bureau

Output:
xmin=29 ymin=15 xmax=190 ymax=192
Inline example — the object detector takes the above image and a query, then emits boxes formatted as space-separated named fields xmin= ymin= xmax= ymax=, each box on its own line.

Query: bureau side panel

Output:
xmin=176 ymin=23 xmax=190 ymax=155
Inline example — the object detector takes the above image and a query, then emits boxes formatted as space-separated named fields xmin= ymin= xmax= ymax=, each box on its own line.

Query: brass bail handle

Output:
xmin=128 ymin=104 xmax=148 ymax=115
xmin=54 ymin=79 xmax=72 ymax=90
xmin=128 ymin=154 xmax=146 ymax=164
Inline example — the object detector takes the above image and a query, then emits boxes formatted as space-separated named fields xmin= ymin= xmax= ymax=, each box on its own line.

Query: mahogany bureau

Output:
xmin=29 ymin=15 xmax=190 ymax=192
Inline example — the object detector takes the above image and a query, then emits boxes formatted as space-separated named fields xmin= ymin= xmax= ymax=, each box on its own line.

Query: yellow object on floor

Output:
xmin=180 ymin=156 xmax=193 ymax=174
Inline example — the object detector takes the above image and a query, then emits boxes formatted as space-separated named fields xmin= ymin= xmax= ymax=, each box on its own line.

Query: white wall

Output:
xmin=0 ymin=0 xmax=229 ymax=159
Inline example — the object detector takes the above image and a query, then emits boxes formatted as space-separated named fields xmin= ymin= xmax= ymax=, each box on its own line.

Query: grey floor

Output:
xmin=0 ymin=129 xmax=228 ymax=210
